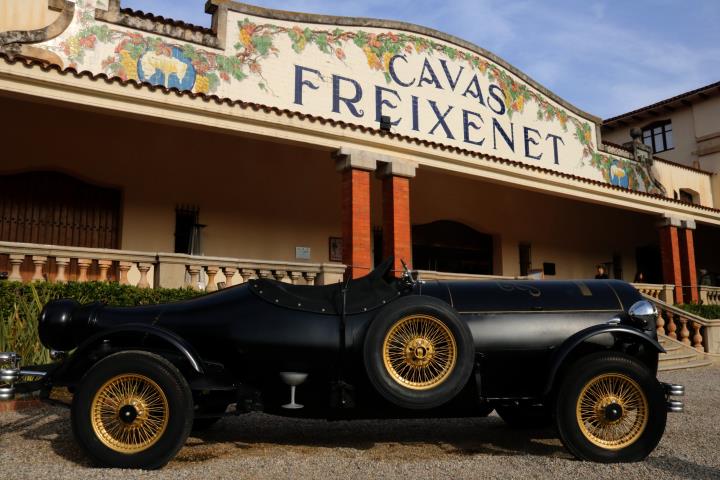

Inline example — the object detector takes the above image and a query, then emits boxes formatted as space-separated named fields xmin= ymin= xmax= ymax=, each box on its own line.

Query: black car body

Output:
xmin=0 ymin=258 xmax=684 ymax=468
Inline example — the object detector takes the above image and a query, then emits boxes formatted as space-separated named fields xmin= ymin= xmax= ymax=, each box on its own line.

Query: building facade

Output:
xmin=1 ymin=0 xmax=719 ymax=306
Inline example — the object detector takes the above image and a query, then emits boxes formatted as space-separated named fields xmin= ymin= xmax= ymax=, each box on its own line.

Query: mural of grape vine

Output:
xmin=46 ymin=1 xmax=662 ymax=194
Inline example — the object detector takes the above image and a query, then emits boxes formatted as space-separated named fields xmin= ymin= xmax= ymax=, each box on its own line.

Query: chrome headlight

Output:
xmin=628 ymin=300 xmax=658 ymax=329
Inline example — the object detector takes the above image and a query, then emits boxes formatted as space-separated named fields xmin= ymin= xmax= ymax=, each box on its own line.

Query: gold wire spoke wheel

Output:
xmin=576 ymin=373 xmax=649 ymax=450
xmin=90 ymin=373 xmax=170 ymax=454
xmin=382 ymin=314 xmax=457 ymax=390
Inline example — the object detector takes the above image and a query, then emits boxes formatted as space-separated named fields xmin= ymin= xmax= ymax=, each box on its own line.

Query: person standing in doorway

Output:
xmin=595 ymin=264 xmax=609 ymax=279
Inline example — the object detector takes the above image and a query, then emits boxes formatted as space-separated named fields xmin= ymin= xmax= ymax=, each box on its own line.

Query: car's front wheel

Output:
xmin=555 ymin=352 xmax=666 ymax=463
xmin=71 ymin=351 xmax=193 ymax=469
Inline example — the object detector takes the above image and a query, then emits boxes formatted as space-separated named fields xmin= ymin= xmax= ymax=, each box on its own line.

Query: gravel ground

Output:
xmin=1 ymin=366 xmax=719 ymax=480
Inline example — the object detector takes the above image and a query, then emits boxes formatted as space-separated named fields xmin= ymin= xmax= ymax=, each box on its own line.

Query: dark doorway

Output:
xmin=412 ymin=220 xmax=493 ymax=274
xmin=635 ymin=245 xmax=662 ymax=284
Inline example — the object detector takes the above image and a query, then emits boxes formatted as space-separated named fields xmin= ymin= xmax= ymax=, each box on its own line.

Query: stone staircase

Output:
xmin=658 ymin=334 xmax=712 ymax=371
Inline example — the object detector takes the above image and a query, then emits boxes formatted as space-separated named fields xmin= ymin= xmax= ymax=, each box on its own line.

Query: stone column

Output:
xmin=378 ymin=160 xmax=417 ymax=277
xmin=240 ymin=269 xmax=256 ymax=283
xmin=290 ymin=271 xmax=303 ymax=284
xmin=31 ymin=256 xmax=47 ymax=282
xmin=97 ymin=260 xmax=113 ymax=282
xmin=658 ymin=217 xmax=683 ymax=304
xmin=678 ymin=219 xmax=699 ymax=304
xmin=8 ymin=255 xmax=24 ymax=282
xmin=137 ymin=263 xmax=152 ymax=289
xmin=223 ymin=267 xmax=237 ymax=287
xmin=187 ymin=265 xmax=201 ymax=290
xmin=118 ymin=261 xmax=133 ymax=285
xmin=205 ymin=265 xmax=220 ymax=292
xmin=274 ymin=270 xmax=289 ymax=283
xmin=336 ymin=148 xmax=377 ymax=279
xmin=77 ymin=258 xmax=92 ymax=283
xmin=55 ymin=258 xmax=70 ymax=284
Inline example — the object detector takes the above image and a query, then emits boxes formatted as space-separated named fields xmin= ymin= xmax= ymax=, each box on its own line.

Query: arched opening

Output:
xmin=411 ymin=220 xmax=493 ymax=274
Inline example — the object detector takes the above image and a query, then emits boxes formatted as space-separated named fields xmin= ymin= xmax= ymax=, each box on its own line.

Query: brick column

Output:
xmin=658 ymin=218 xmax=683 ymax=304
xmin=378 ymin=161 xmax=417 ymax=277
xmin=678 ymin=219 xmax=698 ymax=303
xmin=336 ymin=149 xmax=377 ymax=279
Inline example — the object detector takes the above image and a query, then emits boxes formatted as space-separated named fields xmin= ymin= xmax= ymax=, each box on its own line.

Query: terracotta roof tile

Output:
xmin=117 ymin=7 xmax=214 ymax=35
xmin=3 ymin=52 xmax=718 ymax=216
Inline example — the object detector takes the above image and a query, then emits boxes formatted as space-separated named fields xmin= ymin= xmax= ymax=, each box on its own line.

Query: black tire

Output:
xmin=71 ymin=351 xmax=193 ymax=469
xmin=363 ymin=295 xmax=474 ymax=409
xmin=554 ymin=352 xmax=666 ymax=463
xmin=496 ymin=404 xmax=553 ymax=428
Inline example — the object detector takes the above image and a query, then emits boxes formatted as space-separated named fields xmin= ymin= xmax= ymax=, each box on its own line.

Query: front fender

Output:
xmin=542 ymin=324 xmax=664 ymax=396
xmin=52 ymin=323 xmax=205 ymax=383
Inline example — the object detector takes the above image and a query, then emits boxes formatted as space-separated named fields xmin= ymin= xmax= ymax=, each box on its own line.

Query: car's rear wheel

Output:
xmin=363 ymin=296 xmax=474 ymax=409
xmin=555 ymin=352 xmax=666 ymax=462
xmin=71 ymin=351 xmax=193 ymax=469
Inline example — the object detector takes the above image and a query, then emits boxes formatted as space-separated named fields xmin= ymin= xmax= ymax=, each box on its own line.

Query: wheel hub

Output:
xmin=404 ymin=337 xmax=435 ymax=367
xmin=118 ymin=404 xmax=139 ymax=424
xmin=601 ymin=400 xmax=624 ymax=423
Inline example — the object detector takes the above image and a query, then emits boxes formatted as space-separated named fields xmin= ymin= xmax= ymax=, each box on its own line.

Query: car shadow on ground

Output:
xmin=2 ymin=406 xmax=568 ymax=466
xmin=646 ymin=456 xmax=720 ymax=480
xmin=178 ymin=413 xmax=569 ymax=462
xmin=0 ymin=405 xmax=93 ymax=466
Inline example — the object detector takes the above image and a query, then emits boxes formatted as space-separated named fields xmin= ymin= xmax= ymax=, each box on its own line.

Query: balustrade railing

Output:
xmin=0 ymin=241 xmax=346 ymax=290
xmin=699 ymin=286 xmax=720 ymax=305
xmin=156 ymin=253 xmax=345 ymax=290
xmin=0 ymin=241 xmax=156 ymax=288
xmin=632 ymin=283 xmax=675 ymax=303
xmin=642 ymin=293 xmax=720 ymax=354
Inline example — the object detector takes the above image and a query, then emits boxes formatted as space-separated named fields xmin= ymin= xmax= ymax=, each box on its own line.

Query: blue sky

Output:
xmin=123 ymin=0 xmax=720 ymax=119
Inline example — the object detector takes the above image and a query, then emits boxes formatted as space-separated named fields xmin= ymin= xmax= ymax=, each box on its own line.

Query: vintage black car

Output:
xmin=0 ymin=258 xmax=684 ymax=468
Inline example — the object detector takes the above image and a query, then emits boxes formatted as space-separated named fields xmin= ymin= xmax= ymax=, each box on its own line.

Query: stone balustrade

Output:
xmin=642 ymin=293 xmax=720 ymax=354
xmin=699 ymin=286 xmax=720 ymax=305
xmin=0 ymin=241 xmax=346 ymax=290
xmin=0 ymin=241 xmax=156 ymax=288
xmin=632 ymin=283 xmax=675 ymax=304
xmin=155 ymin=253 xmax=346 ymax=290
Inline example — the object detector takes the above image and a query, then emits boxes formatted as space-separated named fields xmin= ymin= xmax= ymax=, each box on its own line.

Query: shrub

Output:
xmin=676 ymin=303 xmax=720 ymax=319
xmin=0 ymin=281 xmax=203 ymax=366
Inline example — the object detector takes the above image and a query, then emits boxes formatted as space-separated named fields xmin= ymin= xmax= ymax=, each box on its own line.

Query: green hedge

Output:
xmin=0 ymin=281 xmax=203 ymax=366
xmin=676 ymin=303 xmax=720 ymax=320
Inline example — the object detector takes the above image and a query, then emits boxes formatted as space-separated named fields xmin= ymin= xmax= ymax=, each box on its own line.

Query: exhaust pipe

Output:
xmin=661 ymin=382 xmax=684 ymax=413
xmin=0 ymin=353 xmax=48 ymax=401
